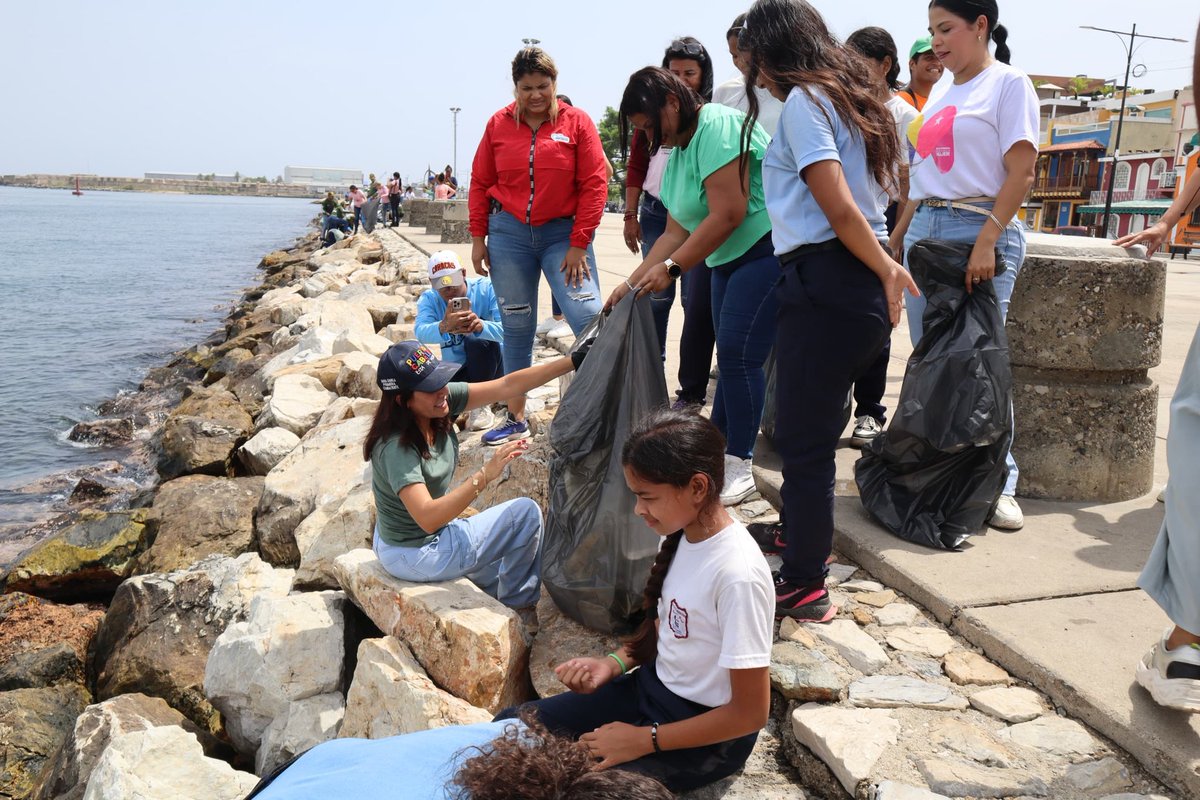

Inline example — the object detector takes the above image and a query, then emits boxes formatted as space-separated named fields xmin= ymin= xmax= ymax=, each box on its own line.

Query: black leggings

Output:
xmin=494 ymin=661 xmax=757 ymax=793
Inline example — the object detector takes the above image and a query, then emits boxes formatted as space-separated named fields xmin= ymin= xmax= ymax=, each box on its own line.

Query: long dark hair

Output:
xmin=740 ymin=0 xmax=899 ymax=196
xmin=662 ymin=36 xmax=715 ymax=102
xmin=619 ymin=67 xmax=704 ymax=159
xmin=846 ymin=27 xmax=902 ymax=90
xmin=620 ymin=409 xmax=726 ymax=665
xmin=362 ymin=390 xmax=454 ymax=462
xmin=929 ymin=0 xmax=1011 ymax=64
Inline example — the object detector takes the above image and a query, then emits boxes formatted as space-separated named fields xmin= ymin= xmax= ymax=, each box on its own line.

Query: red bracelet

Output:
xmin=624 ymin=213 xmax=636 ymax=220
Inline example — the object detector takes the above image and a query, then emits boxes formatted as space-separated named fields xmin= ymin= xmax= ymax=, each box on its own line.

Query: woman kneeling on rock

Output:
xmin=363 ymin=340 xmax=584 ymax=615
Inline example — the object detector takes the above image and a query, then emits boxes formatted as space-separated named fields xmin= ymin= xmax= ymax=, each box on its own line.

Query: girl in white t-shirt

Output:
xmin=887 ymin=0 xmax=1038 ymax=530
xmin=495 ymin=409 xmax=775 ymax=793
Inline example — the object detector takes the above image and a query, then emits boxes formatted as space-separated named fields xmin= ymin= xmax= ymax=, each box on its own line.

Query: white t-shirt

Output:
xmin=884 ymin=95 xmax=920 ymax=207
xmin=908 ymin=61 xmax=1039 ymax=201
xmin=643 ymin=147 xmax=671 ymax=199
xmin=655 ymin=522 xmax=774 ymax=708
xmin=713 ymin=76 xmax=783 ymax=138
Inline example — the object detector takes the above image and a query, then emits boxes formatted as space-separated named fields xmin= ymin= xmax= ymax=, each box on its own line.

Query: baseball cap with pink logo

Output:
xmin=427 ymin=250 xmax=465 ymax=289
xmin=376 ymin=341 xmax=460 ymax=392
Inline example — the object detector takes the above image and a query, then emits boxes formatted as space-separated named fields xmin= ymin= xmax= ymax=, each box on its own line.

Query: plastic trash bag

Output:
xmin=360 ymin=197 xmax=380 ymax=233
xmin=544 ymin=293 xmax=669 ymax=632
xmin=854 ymin=239 xmax=1012 ymax=549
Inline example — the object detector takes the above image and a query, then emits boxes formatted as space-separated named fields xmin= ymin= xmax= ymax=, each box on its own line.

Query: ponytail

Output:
xmin=624 ymin=532 xmax=683 ymax=664
xmin=991 ymin=23 xmax=1011 ymax=64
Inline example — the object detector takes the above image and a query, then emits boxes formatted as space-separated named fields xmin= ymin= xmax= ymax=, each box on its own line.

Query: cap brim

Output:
xmin=411 ymin=360 xmax=460 ymax=393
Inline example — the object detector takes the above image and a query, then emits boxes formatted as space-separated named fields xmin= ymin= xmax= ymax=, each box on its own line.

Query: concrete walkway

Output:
xmin=385 ymin=215 xmax=1199 ymax=797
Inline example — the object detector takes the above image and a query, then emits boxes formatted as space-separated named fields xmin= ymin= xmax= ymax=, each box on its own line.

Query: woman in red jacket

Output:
xmin=470 ymin=47 xmax=608 ymax=446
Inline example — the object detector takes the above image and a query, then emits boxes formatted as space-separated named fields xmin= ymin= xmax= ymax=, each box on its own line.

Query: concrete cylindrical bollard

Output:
xmin=441 ymin=201 xmax=471 ymax=244
xmin=406 ymin=198 xmax=430 ymax=227
xmin=425 ymin=201 xmax=449 ymax=236
xmin=1006 ymin=234 xmax=1165 ymax=501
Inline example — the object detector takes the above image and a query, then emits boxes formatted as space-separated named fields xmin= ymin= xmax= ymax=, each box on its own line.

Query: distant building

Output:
xmin=145 ymin=172 xmax=238 ymax=183
xmin=283 ymin=166 xmax=363 ymax=189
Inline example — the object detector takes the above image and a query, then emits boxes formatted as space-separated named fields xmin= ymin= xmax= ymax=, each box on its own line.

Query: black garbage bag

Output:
xmin=544 ymin=293 xmax=669 ymax=632
xmin=854 ymin=239 xmax=1012 ymax=549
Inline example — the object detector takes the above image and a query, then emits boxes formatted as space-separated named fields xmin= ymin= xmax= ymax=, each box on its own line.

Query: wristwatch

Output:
xmin=664 ymin=258 xmax=682 ymax=280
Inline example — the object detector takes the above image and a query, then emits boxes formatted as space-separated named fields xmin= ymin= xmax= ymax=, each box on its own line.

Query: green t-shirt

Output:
xmin=659 ymin=103 xmax=773 ymax=267
xmin=371 ymin=382 xmax=470 ymax=546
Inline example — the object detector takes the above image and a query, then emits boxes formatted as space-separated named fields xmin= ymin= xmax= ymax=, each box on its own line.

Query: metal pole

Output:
xmin=1101 ymin=24 xmax=1135 ymax=238
xmin=449 ymin=108 xmax=461 ymax=180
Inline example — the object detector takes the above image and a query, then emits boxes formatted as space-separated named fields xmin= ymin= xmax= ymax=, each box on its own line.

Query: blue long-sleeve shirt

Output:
xmin=414 ymin=277 xmax=504 ymax=365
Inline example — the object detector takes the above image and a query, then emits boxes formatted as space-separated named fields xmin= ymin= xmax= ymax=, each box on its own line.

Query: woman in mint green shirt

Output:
xmin=610 ymin=66 xmax=777 ymax=508
xmin=363 ymin=340 xmax=581 ymax=613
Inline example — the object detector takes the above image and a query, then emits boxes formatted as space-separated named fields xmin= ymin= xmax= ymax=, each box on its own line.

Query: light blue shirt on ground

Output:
xmin=763 ymin=86 xmax=887 ymax=254
xmin=251 ymin=721 xmax=518 ymax=799
xmin=414 ymin=277 xmax=504 ymax=364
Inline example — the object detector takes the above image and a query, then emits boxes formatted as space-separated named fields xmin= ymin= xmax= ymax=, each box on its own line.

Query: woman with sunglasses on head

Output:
xmin=624 ymin=37 xmax=716 ymax=388
xmin=740 ymin=0 xmax=918 ymax=621
xmin=610 ymin=66 xmax=776 ymax=507
xmin=887 ymin=0 xmax=1038 ymax=531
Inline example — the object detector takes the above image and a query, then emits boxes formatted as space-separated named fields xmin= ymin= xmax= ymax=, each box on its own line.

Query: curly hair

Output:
xmin=451 ymin=715 xmax=672 ymax=800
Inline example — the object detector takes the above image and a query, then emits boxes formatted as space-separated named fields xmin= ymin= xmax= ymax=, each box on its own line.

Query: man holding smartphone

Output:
xmin=415 ymin=251 xmax=508 ymax=432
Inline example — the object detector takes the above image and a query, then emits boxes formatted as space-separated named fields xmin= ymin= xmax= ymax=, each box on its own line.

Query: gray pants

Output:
xmin=1140 ymin=322 xmax=1200 ymax=634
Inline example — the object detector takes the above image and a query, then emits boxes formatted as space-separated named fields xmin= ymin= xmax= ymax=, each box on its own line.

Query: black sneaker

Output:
xmin=775 ymin=576 xmax=837 ymax=622
xmin=747 ymin=521 xmax=787 ymax=555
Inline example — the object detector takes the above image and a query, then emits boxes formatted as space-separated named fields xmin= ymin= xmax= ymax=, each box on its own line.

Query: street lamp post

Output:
xmin=449 ymin=107 xmax=461 ymax=181
xmin=1081 ymin=24 xmax=1186 ymax=238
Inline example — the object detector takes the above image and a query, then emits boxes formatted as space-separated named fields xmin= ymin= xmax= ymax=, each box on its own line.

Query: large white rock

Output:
xmin=341 ymin=637 xmax=491 ymax=739
xmin=238 ymin=427 xmax=301 ymax=476
xmin=997 ymin=715 xmax=1099 ymax=759
xmin=317 ymin=396 xmax=378 ymax=427
xmin=968 ymin=686 xmax=1045 ymax=723
xmin=256 ymin=692 xmax=345 ymax=775
xmin=312 ymin=299 xmax=377 ymax=338
xmin=884 ymin=626 xmax=959 ymax=658
xmin=848 ymin=675 xmax=968 ymax=710
xmin=266 ymin=374 xmax=337 ymax=437
xmin=790 ymin=704 xmax=899 ymax=795
xmin=256 ymin=415 xmax=371 ymax=566
xmin=82 ymin=726 xmax=257 ymax=800
xmin=333 ymin=549 xmax=530 ymax=713
xmin=332 ymin=330 xmax=392 ymax=358
xmin=335 ymin=352 xmax=382 ymax=400
xmin=809 ymin=619 xmax=890 ymax=674
xmin=294 ymin=483 xmax=375 ymax=590
xmin=203 ymin=591 xmax=346 ymax=762
xmin=875 ymin=781 xmax=951 ymax=800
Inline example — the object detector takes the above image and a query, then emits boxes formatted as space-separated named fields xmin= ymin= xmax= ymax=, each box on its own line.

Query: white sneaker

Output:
xmin=546 ymin=319 xmax=572 ymax=340
xmin=1135 ymin=628 xmax=1200 ymax=712
xmin=989 ymin=494 xmax=1024 ymax=530
xmin=721 ymin=455 xmax=756 ymax=506
xmin=850 ymin=415 xmax=883 ymax=447
xmin=467 ymin=406 xmax=496 ymax=431
xmin=535 ymin=316 xmax=561 ymax=336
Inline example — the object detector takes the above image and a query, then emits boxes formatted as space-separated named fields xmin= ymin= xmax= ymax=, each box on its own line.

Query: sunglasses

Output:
xmin=669 ymin=39 xmax=705 ymax=58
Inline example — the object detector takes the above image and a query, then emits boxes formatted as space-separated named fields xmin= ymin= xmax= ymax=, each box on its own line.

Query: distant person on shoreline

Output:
xmin=348 ymin=185 xmax=367 ymax=233
xmin=322 ymin=212 xmax=352 ymax=246
xmin=387 ymin=172 xmax=403 ymax=226
xmin=444 ymin=164 xmax=459 ymax=189
xmin=434 ymin=173 xmax=457 ymax=201
xmin=415 ymin=250 xmax=507 ymax=431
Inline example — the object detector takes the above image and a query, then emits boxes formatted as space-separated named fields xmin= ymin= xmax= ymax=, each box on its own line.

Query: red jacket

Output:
xmin=625 ymin=129 xmax=651 ymax=191
xmin=469 ymin=102 xmax=607 ymax=249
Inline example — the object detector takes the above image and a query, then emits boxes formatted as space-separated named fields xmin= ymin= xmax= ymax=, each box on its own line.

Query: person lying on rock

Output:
xmin=495 ymin=409 xmax=774 ymax=793
xmin=364 ymin=339 xmax=588 ymax=624
xmin=242 ymin=716 xmax=672 ymax=799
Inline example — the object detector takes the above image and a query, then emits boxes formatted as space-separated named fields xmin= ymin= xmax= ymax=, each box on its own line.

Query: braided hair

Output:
xmin=620 ymin=409 xmax=726 ymax=664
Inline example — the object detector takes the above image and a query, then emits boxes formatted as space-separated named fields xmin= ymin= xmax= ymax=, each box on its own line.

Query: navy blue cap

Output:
xmin=376 ymin=341 xmax=459 ymax=393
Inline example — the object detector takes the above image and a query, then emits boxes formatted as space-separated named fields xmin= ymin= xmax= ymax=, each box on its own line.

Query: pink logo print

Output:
xmin=668 ymin=599 xmax=689 ymax=639
xmin=914 ymin=106 xmax=957 ymax=174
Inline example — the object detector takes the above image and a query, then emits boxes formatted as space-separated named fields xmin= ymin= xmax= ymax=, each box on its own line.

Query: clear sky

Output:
xmin=3 ymin=1 xmax=1195 ymax=186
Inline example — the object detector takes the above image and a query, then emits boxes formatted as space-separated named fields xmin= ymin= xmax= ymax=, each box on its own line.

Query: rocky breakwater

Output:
xmin=0 ymin=228 xmax=558 ymax=800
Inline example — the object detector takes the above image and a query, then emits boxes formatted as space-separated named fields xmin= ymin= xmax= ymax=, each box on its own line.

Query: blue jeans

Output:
xmin=372 ymin=497 xmax=543 ymax=608
xmin=903 ymin=202 xmax=1025 ymax=496
xmin=486 ymin=211 xmax=602 ymax=374
xmin=640 ymin=195 xmax=674 ymax=358
xmin=709 ymin=236 xmax=781 ymax=459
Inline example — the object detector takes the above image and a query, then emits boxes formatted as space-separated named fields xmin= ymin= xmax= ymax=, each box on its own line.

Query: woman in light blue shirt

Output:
xmin=740 ymin=0 xmax=917 ymax=621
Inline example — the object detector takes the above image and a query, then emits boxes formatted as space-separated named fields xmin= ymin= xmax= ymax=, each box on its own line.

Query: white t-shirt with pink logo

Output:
xmin=654 ymin=522 xmax=774 ymax=708
xmin=908 ymin=61 xmax=1039 ymax=202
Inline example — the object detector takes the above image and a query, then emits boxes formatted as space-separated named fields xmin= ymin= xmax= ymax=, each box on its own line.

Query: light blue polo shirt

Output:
xmin=763 ymin=87 xmax=887 ymax=254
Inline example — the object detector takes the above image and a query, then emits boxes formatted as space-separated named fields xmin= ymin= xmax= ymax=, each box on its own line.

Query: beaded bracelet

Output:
xmin=650 ymin=722 xmax=662 ymax=753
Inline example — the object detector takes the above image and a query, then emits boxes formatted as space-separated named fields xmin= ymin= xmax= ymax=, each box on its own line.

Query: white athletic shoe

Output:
xmin=849 ymin=415 xmax=883 ymax=447
xmin=535 ymin=316 xmax=560 ymax=336
xmin=1135 ymin=628 xmax=1200 ymax=712
xmin=467 ymin=406 xmax=496 ymax=432
xmin=546 ymin=319 xmax=572 ymax=340
xmin=721 ymin=455 xmax=756 ymax=506
xmin=989 ymin=494 xmax=1024 ymax=530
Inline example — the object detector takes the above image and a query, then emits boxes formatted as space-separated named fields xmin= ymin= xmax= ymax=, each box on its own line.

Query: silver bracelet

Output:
xmin=624 ymin=279 xmax=636 ymax=291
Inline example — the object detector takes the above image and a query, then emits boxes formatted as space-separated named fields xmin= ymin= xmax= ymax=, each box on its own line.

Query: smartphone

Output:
xmin=448 ymin=297 xmax=471 ymax=314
